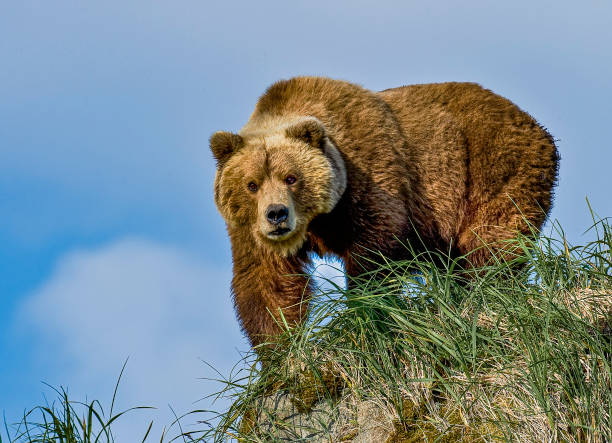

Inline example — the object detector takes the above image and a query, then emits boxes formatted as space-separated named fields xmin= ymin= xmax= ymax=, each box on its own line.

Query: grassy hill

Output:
xmin=4 ymin=216 xmax=611 ymax=442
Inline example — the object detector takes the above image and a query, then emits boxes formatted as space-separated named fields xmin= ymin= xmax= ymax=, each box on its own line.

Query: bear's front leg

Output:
xmin=229 ymin=230 xmax=313 ymax=348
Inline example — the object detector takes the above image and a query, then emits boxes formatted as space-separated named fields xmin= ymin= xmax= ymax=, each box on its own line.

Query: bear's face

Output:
xmin=211 ymin=117 xmax=346 ymax=256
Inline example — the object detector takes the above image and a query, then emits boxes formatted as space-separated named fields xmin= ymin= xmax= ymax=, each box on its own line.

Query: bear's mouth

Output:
xmin=268 ymin=227 xmax=292 ymax=237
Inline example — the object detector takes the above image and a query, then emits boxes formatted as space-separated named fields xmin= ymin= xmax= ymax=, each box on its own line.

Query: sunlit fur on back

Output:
xmin=210 ymin=77 xmax=559 ymax=348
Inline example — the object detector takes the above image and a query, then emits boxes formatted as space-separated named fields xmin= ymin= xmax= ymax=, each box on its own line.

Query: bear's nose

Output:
xmin=266 ymin=204 xmax=289 ymax=225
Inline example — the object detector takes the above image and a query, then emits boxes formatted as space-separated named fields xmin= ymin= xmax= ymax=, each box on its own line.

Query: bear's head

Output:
xmin=210 ymin=117 xmax=347 ymax=256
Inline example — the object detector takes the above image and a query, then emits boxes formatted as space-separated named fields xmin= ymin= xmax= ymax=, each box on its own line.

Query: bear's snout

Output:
xmin=266 ymin=204 xmax=289 ymax=225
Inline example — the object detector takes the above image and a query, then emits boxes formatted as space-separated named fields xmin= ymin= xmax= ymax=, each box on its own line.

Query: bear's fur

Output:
xmin=210 ymin=77 xmax=558 ymax=347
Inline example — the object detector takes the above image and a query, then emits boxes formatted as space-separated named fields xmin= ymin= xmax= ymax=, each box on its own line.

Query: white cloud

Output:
xmin=18 ymin=238 xmax=246 ymax=441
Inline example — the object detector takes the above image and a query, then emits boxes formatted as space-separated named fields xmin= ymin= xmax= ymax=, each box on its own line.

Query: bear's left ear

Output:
xmin=285 ymin=117 xmax=326 ymax=150
xmin=210 ymin=131 xmax=244 ymax=166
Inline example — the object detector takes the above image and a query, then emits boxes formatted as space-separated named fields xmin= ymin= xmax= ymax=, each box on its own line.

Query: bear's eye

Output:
xmin=285 ymin=175 xmax=297 ymax=185
xmin=247 ymin=182 xmax=258 ymax=193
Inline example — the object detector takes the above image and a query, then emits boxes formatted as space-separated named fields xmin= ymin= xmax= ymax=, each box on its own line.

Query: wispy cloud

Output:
xmin=17 ymin=238 xmax=245 ymax=440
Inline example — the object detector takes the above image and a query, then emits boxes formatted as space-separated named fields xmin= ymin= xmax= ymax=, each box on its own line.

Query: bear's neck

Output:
xmin=307 ymin=190 xmax=353 ymax=258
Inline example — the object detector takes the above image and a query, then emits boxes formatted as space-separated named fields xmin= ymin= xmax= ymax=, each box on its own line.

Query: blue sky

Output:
xmin=1 ymin=1 xmax=611 ymax=440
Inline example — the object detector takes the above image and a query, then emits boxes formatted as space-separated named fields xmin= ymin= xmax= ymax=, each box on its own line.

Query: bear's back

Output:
xmin=378 ymin=82 xmax=558 ymax=246
xmin=378 ymin=81 xmax=557 ymax=202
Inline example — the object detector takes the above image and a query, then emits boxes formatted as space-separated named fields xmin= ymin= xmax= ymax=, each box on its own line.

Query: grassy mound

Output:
xmin=4 ymin=217 xmax=611 ymax=442
xmin=207 ymin=218 xmax=611 ymax=442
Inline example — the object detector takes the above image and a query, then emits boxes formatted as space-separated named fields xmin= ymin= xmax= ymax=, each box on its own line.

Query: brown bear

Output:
xmin=210 ymin=77 xmax=558 ymax=347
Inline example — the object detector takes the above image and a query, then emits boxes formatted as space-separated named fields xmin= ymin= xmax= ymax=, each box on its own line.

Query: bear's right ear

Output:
xmin=209 ymin=131 xmax=244 ymax=166
xmin=285 ymin=117 xmax=326 ymax=150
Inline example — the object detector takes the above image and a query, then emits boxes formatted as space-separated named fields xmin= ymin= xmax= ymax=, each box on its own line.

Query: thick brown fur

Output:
xmin=210 ymin=77 xmax=559 ymax=347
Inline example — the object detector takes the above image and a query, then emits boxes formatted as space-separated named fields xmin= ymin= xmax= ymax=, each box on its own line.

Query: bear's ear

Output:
xmin=209 ymin=131 xmax=244 ymax=166
xmin=285 ymin=117 xmax=326 ymax=150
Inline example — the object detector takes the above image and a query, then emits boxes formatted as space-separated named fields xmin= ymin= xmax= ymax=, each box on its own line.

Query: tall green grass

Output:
xmin=202 ymin=217 xmax=612 ymax=442
xmin=3 ymin=362 xmax=157 ymax=443
xmin=5 ymin=216 xmax=611 ymax=442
